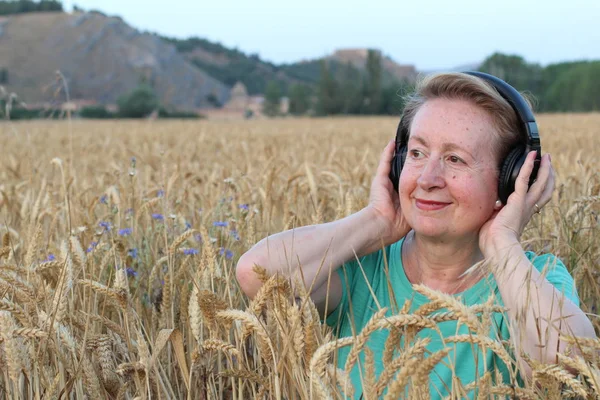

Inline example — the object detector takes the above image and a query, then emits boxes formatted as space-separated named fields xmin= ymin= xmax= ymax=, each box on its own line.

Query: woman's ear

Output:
xmin=494 ymin=199 xmax=502 ymax=210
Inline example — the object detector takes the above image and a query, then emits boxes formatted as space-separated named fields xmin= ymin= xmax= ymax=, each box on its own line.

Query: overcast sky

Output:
xmin=63 ymin=0 xmax=600 ymax=71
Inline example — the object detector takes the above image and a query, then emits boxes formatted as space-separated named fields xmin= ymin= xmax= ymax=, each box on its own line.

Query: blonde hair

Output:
xmin=400 ymin=72 xmax=530 ymax=167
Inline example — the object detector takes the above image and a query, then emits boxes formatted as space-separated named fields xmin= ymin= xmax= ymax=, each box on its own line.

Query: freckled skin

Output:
xmin=399 ymin=98 xmax=500 ymax=242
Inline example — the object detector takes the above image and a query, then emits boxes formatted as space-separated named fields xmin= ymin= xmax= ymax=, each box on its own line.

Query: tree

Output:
xmin=206 ymin=92 xmax=221 ymax=108
xmin=316 ymin=60 xmax=341 ymax=115
xmin=38 ymin=0 xmax=63 ymax=12
xmin=79 ymin=105 xmax=114 ymax=119
xmin=262 ymin=80 xmax=281 ymax=117
xmin=288 ymin=83 xmax=311 ymax=115
xmin=380 ymin=80 xmax=413 ymax=115
xmin=0 ymin=68 xmax=7 ymax=84
xmin=339 ymin=62 xmax=363 ymax=114
xmin=117 ymin=84 xmax=159 ymax=118
xmin=544 ymin=62 xmax=600 ymax=112
xmin=0 ymin=0 xmax=63 ymax=15
xmin=364 ymin=49 xmax=383 ymax=114
xmin=479 ymin=53 xmax=543 ymax=98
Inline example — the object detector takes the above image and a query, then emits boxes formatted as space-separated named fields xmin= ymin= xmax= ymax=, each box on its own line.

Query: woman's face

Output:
xmin=399 ymin=98 xmax=500 ymax=242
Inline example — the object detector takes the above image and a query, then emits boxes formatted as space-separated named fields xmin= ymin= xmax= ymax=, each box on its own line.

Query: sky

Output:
xmin=63 ymin=0 xmax=600 ymax=71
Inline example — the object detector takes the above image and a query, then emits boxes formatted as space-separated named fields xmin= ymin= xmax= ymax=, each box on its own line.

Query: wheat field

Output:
xmin=0 ymin=115 xmax=599 ymax=399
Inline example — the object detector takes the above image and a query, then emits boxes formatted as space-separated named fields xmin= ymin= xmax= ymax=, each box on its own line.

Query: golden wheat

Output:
xmin=0 ymin=116 xmax=597 ymax=398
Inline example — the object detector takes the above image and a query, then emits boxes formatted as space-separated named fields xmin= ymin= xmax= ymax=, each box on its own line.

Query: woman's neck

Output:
xmin=402 ymin=230 xmax=485 ymax=294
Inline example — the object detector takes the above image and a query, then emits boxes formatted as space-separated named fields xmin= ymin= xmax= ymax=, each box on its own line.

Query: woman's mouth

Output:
xmin=415 ymin=199 xmax=451 ymax=211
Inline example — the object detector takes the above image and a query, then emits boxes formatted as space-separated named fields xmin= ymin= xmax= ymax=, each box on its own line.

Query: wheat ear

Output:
xmin=344 ymin=307 xmax=388 ymax=373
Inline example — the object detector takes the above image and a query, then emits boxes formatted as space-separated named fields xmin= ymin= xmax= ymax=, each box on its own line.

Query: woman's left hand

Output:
xmin=479 ymin=150 xmax=554 ymax=258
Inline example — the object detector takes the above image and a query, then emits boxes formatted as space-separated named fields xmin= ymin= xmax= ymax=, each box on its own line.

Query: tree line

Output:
xmin=263 ymin=50 xmax=413 ymax=117
xmin=1 ymin=84 xmax=202 ymax=120
xmin=263 ymin=51 xmax=600 ymax=117
xmin=0 ymin=0 xmax=62 ymax=15
xmin=479 ymin=53 xmax=600 ymax=112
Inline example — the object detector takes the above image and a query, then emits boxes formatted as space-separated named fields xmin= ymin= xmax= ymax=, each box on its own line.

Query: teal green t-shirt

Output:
xmin=325 ymin=237 xmax=580 ymax=399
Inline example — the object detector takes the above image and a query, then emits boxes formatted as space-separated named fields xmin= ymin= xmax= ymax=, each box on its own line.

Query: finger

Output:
xmin=375 ymin=139 xmax=396 ymax=178
xmin=537 ymin=162 xmax=555 ymax=207
xmin=526 ymin=153 xmax=551 ymax=200
xmin=514 ymin=150 xmax=537 ymax=197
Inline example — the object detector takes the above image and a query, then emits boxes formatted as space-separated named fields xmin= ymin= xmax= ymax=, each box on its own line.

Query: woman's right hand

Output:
xmin=366 ymin=139 xmax=412 ymax=245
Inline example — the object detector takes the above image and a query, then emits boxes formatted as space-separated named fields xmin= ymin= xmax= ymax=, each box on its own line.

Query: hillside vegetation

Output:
xmin=0 ymin=0 xmax=62 ymax=15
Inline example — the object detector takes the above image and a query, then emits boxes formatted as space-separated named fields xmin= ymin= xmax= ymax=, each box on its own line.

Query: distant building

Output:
xmin=331 ymin=48 xmax=418 ymax=82
xmin=204 ymin=82 xmax=288 ymax=120
xmin=61 ymin=99 xmax=97 ymax=112
xmin=203 ymin=82 xmax=265 ymax=120
xmin=223 ymin=82 xmax=250 ymax=111
xmin=280 ymin=97 xmax=289 ymax=114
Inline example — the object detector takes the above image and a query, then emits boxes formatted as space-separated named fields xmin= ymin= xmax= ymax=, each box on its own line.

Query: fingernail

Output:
xmin=548 ymin=154 xmax=552 ymax=162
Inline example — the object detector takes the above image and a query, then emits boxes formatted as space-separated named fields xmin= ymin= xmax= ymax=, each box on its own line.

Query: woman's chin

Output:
xmin=410 ymin=224 xmax=447 ymax=239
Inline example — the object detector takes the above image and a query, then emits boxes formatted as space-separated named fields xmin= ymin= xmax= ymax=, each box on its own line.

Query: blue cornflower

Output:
xmin=126 ymin=267 xmax=138 ymax=278
xmin=230 ymin=229 xmax=240 ymax=241
xmin=128 ymin=248 xmax=138 ymax=259
xmin=99 ymin=221 xmax=112 ymax=231
xmin=157 ymin=190 xmax=165 ymax=198
xmin=44 ymin=254 xmax=56 ymax=262
xmin=219 ymin=247 xmax=234 ymax=259
xmin=239 ymin=204 xmax=249 ymax=211
xmin=213 ymin=221 xmax=228 ymax=227
xmin=183 ymin=248 xmax=199 ymax=255
xmin=185 ymin=221 xmax=192 ymax=230
xmin=152 ymin=213 xmax=164 ymax=221
xmin=86 ymin=241 xmax=98 ymax=253
xmin=99 ymin=195 xmax=108 ymax=204
xmin=118 ymin=228 xmax=132 ymax=236
xmin=194 ymin=233 xmax=202 ymax=243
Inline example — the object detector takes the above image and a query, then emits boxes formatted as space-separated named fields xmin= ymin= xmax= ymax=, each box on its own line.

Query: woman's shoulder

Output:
xmin=344 ymin=239 xmax=402 ymax=269
xmin=339 ymin=239 xmax=403 ymax=287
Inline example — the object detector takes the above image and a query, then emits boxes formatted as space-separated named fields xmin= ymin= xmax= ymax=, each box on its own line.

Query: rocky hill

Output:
xmin=161 ymin=35 xmax=327 ymax=96
xmin=0 ymin=12 xmax=230 ymax=110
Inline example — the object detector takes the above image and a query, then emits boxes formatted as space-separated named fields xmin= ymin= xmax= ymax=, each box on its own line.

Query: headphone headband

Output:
xmin=395 ymin=71 xmax=540 ymax=154
xmin=389 ymin=71 xmax=542 ymax=204
xmin=464 ymin=71 xmax=540 ymax=154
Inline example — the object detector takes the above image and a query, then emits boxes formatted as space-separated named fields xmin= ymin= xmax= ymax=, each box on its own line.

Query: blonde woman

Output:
xmin=236 ymin=72 xmax=595 ymax=398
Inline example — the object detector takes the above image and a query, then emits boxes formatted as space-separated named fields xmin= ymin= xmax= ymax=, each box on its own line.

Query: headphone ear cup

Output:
xmin=498 ymin=147 xmax=525 ymax=204
xmin=389 ymin=155 xmax=400 ymax=192
xmin=399 ymin=146 xmax=408 ymax=171
xmin=389 ymin=146 xmax=407 ymax=193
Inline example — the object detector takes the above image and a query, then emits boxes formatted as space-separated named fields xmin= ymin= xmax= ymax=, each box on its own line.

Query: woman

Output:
xmin=236 ymin=72 xmax=595 ymax=398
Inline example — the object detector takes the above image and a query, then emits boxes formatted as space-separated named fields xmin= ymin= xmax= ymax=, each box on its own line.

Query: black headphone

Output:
xmin=388 ymin=71 xmax=541 ymax=204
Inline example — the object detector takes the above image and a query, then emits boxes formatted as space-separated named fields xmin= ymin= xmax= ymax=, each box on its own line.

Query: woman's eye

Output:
xmin=448 ymin=155 xmax=464 ymax=164
xmin=409 ymin=150 xmax=423 ymax=158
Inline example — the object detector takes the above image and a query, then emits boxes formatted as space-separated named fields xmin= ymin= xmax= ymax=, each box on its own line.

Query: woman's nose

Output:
xmin=416 ymin=158 xmax=446 ymax=190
